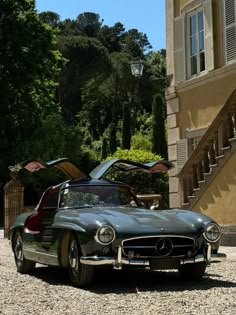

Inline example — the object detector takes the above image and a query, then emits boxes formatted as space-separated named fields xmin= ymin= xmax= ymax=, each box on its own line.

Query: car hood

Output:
xmin=58 ymin=207 xmax=213 ymax=234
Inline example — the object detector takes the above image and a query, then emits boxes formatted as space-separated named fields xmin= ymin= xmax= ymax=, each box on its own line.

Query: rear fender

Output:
xmin=10 ymin=225 xmax=24 ymax=251
xmin=10 ymin=212 xmax=32 ymax=242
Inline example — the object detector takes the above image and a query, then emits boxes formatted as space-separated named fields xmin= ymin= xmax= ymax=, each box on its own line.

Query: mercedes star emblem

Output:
xmin=156 ymin=238 xmax=173 ymax=256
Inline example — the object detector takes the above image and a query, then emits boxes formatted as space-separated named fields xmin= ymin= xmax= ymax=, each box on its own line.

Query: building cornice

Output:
xmin=175 ymin=62 xmax=236 ymax=93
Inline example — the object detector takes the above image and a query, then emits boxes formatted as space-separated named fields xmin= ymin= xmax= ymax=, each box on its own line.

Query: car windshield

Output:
xmin=59 ymin=185 xmax=140 ymax=209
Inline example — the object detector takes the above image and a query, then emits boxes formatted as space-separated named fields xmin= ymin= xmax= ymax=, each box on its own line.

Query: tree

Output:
xmin=39 ymin=11 xmax=60 ymax=27
xmin=57 ymin=35 xmax=111 ymax=123
xmin=109 ymin=123 xmax=117 ymax=154
xmin=151 ymin=94 xmax=167 ymax=158
xmin=98 ymin=22 xmax=125 ymax=52
xmin=101 ymin=137 xmax=108 ymax=160
xmin=122 ymin=29 xmax=152 ymax=57
xmin=0 ymin=0 xmax=64 ymax=174
xmin=104 ymin=149 xmax=169 ymax=204
xmin=122 ymin=102 xmax=131 ymax=149
xmin=76 ymin=12 xmax=103 ymax=37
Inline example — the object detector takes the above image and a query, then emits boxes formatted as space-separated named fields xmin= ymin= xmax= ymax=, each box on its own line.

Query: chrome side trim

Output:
xmin=24 ymin=227 xmax=40 ymax=235
xmin=23 ymin=248 xmax=59 ymax=266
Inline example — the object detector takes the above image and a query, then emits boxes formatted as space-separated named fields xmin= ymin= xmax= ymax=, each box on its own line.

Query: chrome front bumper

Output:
xmin=80 ymin=244 xmax=227 ymax=270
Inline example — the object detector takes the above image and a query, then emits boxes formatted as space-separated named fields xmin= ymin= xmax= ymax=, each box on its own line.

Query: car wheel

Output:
xmin=68 ymin=234 xmax=94 ymax=287
xmin=13 ymin=230 xmax=36 ymax=274
xmin=178 ymin=263 xmax=206 ymax=280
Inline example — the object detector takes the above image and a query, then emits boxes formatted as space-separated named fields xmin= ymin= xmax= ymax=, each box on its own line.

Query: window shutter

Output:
xmin=224 ymin=0 xmax=236 ymax=63
xmin=173 ymin=15 xmax=186 ymax=84
xmin=176 ymin=139 xmax=188 ymax=173
xmin=203 ymin=0 xmax=214 ymax=71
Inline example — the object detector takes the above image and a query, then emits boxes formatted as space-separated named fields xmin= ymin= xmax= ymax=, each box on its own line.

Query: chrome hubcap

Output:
xmin=14 ymin=235 xmax=23 ymax=262
xmin=69 ymin=240 xmax=78 ymax=273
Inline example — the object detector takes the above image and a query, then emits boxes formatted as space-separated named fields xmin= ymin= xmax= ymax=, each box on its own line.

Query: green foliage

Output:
xmin=98 ymin=22 xmax=125 ymax=52
xmin=122 ymin=102 xmax=131 ymax=149
xmin=101 ymin=137 xmax=108 ymax=160
xmin=0 ymin=3 xmax=169 ymax=212
xmin=39 ymin=11 xmax=60 ymax=27
xmin=152 ymin=94 xmax=168 ymax=158
xmin=131 ymin=133 xmax=152 ymax=151
xmin=76 ymin=12 xmax=103 ymax=37
xmin=14 ymin=113 xmax=84 ymax=162
xmin=50 ymin=12 xmax=168 ymax=165
xmin=109 ymin=123 xmax=117 ymax=154
xmin=105 ymin=149 xmax=169 ymax=205
xmin=148 ymin=51 xmax=168 ymax=86
xmin=121 ymin=29 xmax=152 ymax=57
xmin=0 ymin=0 xmax=64 ymax=177
xmin=106 ymin=148 xmax=162 ymax=163
xmin=58 ymin=34 xmax=111 ymax=123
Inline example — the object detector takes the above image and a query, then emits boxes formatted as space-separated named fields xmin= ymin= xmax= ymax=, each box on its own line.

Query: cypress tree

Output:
xmin=122 ymin=102 xmax=131 ymax=149
xmin=151 ymin=94 xmax=168 ymax=158
xmin=109 ymin=123 xmax=117 ymax=154
xmin=101 ymin=137 xmax=108 ymax=160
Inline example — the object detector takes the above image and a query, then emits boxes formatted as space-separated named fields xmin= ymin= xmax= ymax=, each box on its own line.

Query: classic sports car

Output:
xmin=10 ymin=158 xmax=226 ymax=287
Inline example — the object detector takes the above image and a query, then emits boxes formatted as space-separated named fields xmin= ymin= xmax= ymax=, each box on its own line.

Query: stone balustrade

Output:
xmin=178 ymin=89 xmax=236 ymax=208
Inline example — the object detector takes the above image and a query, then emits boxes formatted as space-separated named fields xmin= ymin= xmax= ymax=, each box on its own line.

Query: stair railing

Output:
xmin=178 ymin=89 xmax=236 ymax=207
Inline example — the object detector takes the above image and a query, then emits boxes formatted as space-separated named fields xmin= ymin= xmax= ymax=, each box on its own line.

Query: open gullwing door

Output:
xmin=9 ymin=158 xmax=86 ymax=180
xmin=89 ymin=158 xmax=174 ymax=180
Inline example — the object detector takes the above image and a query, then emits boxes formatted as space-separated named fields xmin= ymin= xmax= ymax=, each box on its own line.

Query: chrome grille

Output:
xmin=122 ymin=236 xmax=195 ymax=258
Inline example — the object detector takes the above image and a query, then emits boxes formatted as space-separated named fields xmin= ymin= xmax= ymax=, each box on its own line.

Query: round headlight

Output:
xmin=95 ymin=225 xmax=115 ymax=245
xmin=204 ymin=223 xmax=221 ymax=242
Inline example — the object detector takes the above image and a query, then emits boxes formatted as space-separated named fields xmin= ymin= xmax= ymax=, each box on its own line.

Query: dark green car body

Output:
xmin=10 ymin=158 xmax=226 ymax=287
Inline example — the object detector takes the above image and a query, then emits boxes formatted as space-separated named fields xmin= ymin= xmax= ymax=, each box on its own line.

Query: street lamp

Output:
xmin=130 ymin=60 xmax=144 ymax=78
xmin=128 ymin=60 xmax=144 ymax=140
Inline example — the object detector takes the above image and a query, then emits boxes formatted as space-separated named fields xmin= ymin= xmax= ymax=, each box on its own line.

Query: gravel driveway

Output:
xmin=0 ymin=237 xmax=236 ymax=315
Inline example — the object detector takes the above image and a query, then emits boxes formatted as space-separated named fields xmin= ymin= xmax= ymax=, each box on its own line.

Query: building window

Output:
xmin=176 ymin=126 xmax=208 ymax=173
xmin=223 ymin=0 xmax=236 ymax=63
xmin=188 ymin=135 xmax=202 ymax=156
xmin=188 ymin=9 xmax=205 ymax=76
xmin=173 ymin=0 xmax=214 ymax=84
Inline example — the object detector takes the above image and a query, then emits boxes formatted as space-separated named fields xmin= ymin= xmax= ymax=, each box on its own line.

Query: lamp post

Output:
xmin=130 ymin=60 xmax=144 ymax=78
xmin=129 ymin=60 xmax=144 ymax=135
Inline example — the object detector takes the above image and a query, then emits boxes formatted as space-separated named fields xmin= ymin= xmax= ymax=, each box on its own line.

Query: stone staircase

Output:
xmin=177 ymin=90 xmax=236 ymax=245
xmin=178 ymin=89 xmax=236 ymax=210
xmin=183 ymin=138 xmax=236 ymax=209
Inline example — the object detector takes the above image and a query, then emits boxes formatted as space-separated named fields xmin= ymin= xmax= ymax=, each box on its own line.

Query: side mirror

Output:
xmin=150 ymin=200 xmax=160 ymax=210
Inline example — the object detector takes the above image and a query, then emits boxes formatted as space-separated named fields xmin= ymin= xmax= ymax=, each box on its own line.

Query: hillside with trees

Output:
xmin=0 ymin=0 xmax=169 ymax=214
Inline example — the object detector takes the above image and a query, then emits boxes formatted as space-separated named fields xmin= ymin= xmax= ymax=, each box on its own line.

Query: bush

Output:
xmin=104 ymin=149 xmax=169 ymax=205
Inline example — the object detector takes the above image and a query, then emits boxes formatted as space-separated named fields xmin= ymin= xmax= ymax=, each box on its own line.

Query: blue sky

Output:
xmin=35 ymin=0 xmax=166 ymax=51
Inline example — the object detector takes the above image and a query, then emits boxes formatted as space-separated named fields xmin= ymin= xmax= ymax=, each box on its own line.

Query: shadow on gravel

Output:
xmin=29 ymin=266 xmax=236 ymax=294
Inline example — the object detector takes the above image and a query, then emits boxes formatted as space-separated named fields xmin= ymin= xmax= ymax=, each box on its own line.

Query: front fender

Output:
xmin=52 ymin=222 xmax=85 ymax=233
xmin=57 ymin=225 xmax=86 ymax=268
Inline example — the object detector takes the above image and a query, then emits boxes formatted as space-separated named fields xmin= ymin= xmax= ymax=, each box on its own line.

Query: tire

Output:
xmin=178 ymin=263 xmax=206 ymax=280
xmin=68 ymin=234 xmax=94 ymax=287
xmin=13 ymin=230 xmax=36 ymax=274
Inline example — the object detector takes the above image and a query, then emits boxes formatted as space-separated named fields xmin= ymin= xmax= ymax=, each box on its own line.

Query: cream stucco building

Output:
xmin=165 ymin=0 xmax=236 ymax=244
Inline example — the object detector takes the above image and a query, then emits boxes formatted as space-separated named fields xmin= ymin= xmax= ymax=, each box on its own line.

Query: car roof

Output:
xmin=62 ymin=177 xmax=128 ymax=188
